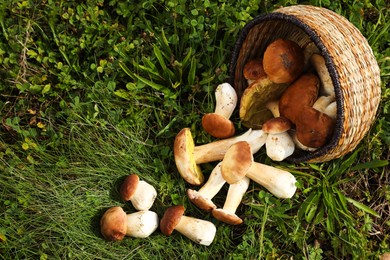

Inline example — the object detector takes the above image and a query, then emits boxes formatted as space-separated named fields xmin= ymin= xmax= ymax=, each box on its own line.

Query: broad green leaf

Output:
xmin=346 ymin=197 xmax=380 ymax=218
xmin=350 ymin=160 xmax=388 ymax=171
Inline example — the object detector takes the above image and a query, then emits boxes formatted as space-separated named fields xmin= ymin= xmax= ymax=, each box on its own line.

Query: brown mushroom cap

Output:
xmin=160 ymin=205 xmax=185 ymax=236
xmin=100 ymin=206 xmax=127 ymax=241
xmin=221 ymin=141 xmax=253 ymax=184
xmin=262 ymin=117 xmax=292 ymax=134
xmin=243 ymin=59 xmax=266 ymax=81
xmin=202 ymin=113 xmax=235 ymax=139
xmin=187 ymin=189 xmax=217 ymax=211
xmin=212 ymin=209 xmax=243 ymax=225
xmin=263 ymin=38 xmax=304 ymax=84
xmin=296 ymin=107 xmax=335 ymax=148
xmin=120 ymin=174 xmax=139 ymax=201
xmin=279 ymin=73 xmax=320 ymax=124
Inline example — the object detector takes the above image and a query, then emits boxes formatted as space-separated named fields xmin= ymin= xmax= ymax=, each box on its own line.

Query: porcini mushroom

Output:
xmin=310 ymin=53 xmax=335 ymax=97
xmin=263 ymin=117 xmax=295 ymax=161
xmin=174 ymin=128 xmax=267 ymax=185
xmin=187 ymin=162 xmax=225 ymax=211
xmin=202 ymin=83 xmax=237 ymax=139
xmin=263 ymin=38 xmax=304 ymax=84
xmin=160 ymin=205 xmax=216 ymax=246
xmin=100 ymin=206 xmax=159 ymax=241
xmin=265 ymin=99 xmax=280 ymax=118
xmin=120 ymin=174 xmax=157 ymax=211
xmin=221 ymin=141 xmax=297 ymax=199
xmin=212 ymin=176 xmax=250 ymax=225
xmin=243 ymin=59 xmax=267 ymax=85
xmin=313 ymin=96 xmax=337 ymax=120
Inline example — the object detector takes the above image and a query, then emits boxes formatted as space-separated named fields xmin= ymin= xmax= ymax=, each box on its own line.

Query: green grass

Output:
xmin=1 ymin=0 xmax=389 ymax=259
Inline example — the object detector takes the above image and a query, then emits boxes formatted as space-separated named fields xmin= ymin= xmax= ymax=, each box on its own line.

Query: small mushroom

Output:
xmin=243 ymin=59 xmax=267 ymax=85
xmin=174 ymin=128 xmax=267 ymax=185
xmin=310 ymin=53 xmax=335 ymax=97
xmin=263 ymin=117 xmax=295 ymax=161
xmin=212 ymin=176 xmax=250 ymax=225
xmin=263 ymin=38 xmax=304 ymax=84
xmin=187 ymin=162 xmax=225 ymax=211
xmin=295 ymin=106 xmax=335 ymax=148
xmin=202 ymin=83 xmax=237 ymax=139
xmin=279 ymin=73 xmax=320 ymax=124
xmin=100 ymin=206 xmax=159 ymax=241
xmin=221 ymin=141 xmax=297 ymax=199
xmin=120 ymin=174 xmax=157 ymax=211
xmin=160 ymin=205 xmax=216 ymax=246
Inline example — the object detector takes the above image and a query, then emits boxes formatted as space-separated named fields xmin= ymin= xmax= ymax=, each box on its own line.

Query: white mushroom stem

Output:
xmin=265 ymin=132 xmax=295 ymax=161
xmin=323 ymin=101 xmax=337 ymax=120
xmin=222 ymin=177 xmax=250 ymax=213
xmin=310 ymin=54 xmax=335 ymax=97
xmin=194 ymin=163 xmax=225 ymax=199
xmin=193 ymin=129 xmax=268 ymax=164
xmin=313 ymin=96 xmax=335 ymax=112
xmin=126 ymin=211 xmax=159 ymax=238
xmin=290 ymin=130 xmax=318 ymax=151
xmin=214 ymin=83 xmax=237 ymax=118
xmin=130 ymin=181 xmax=157 ymax=211
xmin=265 ymin=100 xmax=280 ymax=118
xmin=175 ymin=216 xmax=216 ymax=246
xmin=246 ymin=164 xmax=297 ymax=199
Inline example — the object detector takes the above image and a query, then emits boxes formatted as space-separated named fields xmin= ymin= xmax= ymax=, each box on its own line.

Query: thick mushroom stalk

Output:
xmin=212 ymin=176 xmax=250 ymax=225
xmin=174 ymin=128 xmax=267 ymax=185
xmin=221 ymin=141 xmax=297 ymax=199
xmin=100 ymin=207 xmax=159 ymax=241
xmin=160 ymin=205 xmax=216 ymax=246
xmin=310 ymin=54 xmax=335 ymax=97
xmin=120 ymin=174 xmax=157 ymax=211
xmin=187 ymin=162 xmax=225 ymax=211
xmin=202 ymin=83 xmax=238 ymax=139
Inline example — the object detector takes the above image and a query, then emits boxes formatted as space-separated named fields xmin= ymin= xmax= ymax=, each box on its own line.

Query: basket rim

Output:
xmin=229 ymin=10 xmax=345 ymax=163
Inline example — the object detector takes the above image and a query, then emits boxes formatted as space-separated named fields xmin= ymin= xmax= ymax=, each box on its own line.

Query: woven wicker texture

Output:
xmin=229 ymin=5 xmax=381 ymax=163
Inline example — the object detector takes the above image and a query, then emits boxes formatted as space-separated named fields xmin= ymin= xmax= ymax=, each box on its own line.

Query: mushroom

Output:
xmin=243 ymin=59 xmax=267 ymax=85
xmin=212 ymin=176 xmax=250 ymax=225
xmin=160 ymin=205 xmax=216 ymax=246
xmin=265 ymin=99 xmax=280 ymax=118
xmin=100 ymin=206 xmax=159 ymax=241
xmin=120 ymin=174 xmax=157 ymax=211
xmin=262 ymin=117 xmax=295 ymax=161
xmin=221 ymin=141 xmax=297 ymax=199
xmin=310 ymin=53 xmax=335 ymax=97
xmin=263 ymin=38 xmax=304 ymax=84
xmin=202 ymin=83 xmax=237 ymax=139
xmin=187 ymin=162 xmax=225 ymax=211
xmin=173 ymin=128 xmax=268 ymax=185
xmin=290 ymin=130 xmax=318 ymax=151
xmin=279 ymin=73 xmax=320 ymax=124
xmin=295 ymin=106 xmax=335 ymax=148
xmin=303 ymin=41 xmax=320 ymax=72
xmin=313 ymin=96 xmax=337 ymax=120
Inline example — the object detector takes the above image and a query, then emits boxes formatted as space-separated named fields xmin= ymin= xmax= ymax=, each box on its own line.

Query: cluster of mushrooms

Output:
xmin=99 ymin=38 xmax=337 ymax=246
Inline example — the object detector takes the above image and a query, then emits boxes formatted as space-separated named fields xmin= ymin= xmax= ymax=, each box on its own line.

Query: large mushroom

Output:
xmin=202 ymin=83 xmax=237 ymax=139
xmin=120 ymin=174 xmax=157 ymax=211
xmin=212 ymin=176 xmax=250 ymax=225
xmin=243 ymin=59 xmax=267 ymax=85
xmin=160 ymin=205 xmax=216 ymax=246
xmin=173 ymin=128 xmax=268 ymax=185
xmin=100 ymin=206 xmax=159 ymax=241
xmin=221 ymin=141 xmax=297 ymax=199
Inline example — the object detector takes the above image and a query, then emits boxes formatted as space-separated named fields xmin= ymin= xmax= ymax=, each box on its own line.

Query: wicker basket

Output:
xmin=229 ymin=5 xmax=381 ymax=163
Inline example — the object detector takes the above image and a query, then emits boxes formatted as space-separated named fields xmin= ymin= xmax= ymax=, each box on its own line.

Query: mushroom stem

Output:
xmin=265 ymin=99 xmax=280 ymax=118
xmin=223 ymin=177 xmax=250 ymax=213
xmin=214 ymin=83 xmax=237 ymax=118
xmin=174 ymin=215 xmax=217 ymax=246
xmin=265 ymin=132 xmax=295 ymax=161
xmin=126 ymin=211 xmax=159 ymax=238
xmin=310 ymin=54 xmax=335 ymax=97
xmin=129 ymin=180 xmax=157 ymax=211
xmin=187 ymin=162 xmax=225 ymax=211
xmin=193 ymin=128 xmax=267 ymax=164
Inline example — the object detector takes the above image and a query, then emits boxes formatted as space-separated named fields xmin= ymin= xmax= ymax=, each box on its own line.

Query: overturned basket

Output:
xmin=229 ymin=5 xmax=381 ymax=163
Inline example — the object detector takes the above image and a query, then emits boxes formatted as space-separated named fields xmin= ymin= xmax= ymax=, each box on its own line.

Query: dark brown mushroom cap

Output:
xmin=100 ymin=206 xmax=127 ymax=241
xmin=296 ymin=107 xmax=335 ymax=148
xmin=262 ymin=117 xmax=292 ymax=134
xmin=212 ymin=209 xmax=243 ymax=225
xmin=202 ymin=113 xmax=235 ymax=139
xmin=187 ymin=189 xmax=217 ymax=211
xmin=221 ymin=141 xmax=253 ymax=184
xmin=160 ymin=205 xmax=185 ymax=236
xmin=279 ymin=73 xmax=320 ymax=124
xmin=120 ymin=174 xmax=139 ymax=201
xmin=243 ymin=59 xmax=266 ymax=81
xmin=263 ymin=38 xmax=304 ymax=84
